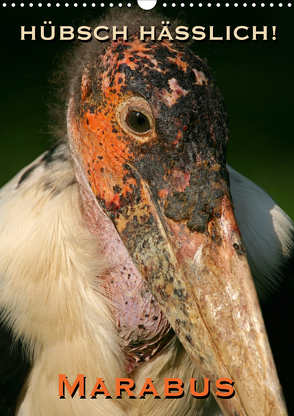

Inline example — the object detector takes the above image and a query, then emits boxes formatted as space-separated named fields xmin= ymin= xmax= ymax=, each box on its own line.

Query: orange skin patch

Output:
xmin=72 ymin=37 xmax=196 ymax=212
xmin=75 ymin=66 xmax=138 ymax=211
xmin=78 ymin=111 xmax=138 ymax=211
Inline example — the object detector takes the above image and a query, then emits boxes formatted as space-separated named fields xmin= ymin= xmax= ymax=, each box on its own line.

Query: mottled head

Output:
xmin=67 ymin=28 xmax=228 ymax=223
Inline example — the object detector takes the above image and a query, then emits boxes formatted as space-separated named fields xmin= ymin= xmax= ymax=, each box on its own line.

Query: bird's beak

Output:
xmin=67 ymin=81 xmax=287 ymax=415
xmin=112 ymin=161 xmax=287 ymax=416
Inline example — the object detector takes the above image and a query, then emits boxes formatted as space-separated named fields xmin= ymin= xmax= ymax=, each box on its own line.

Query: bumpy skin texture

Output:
xmin=73 ymin=37 xmax=229 ymax=214
xmin=69 ymin=37 xmax=231 ymax=370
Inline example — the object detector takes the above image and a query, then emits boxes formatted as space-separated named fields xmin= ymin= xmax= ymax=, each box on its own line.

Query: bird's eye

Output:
xmin=117 ymin=96 xmax=155 ymax=142
xmin=126 ymin=111 xmax=150 ymax=133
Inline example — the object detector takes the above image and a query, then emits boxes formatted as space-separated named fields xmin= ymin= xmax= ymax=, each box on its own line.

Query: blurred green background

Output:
xmin=0 ymin=2 xmax=293 ymax=219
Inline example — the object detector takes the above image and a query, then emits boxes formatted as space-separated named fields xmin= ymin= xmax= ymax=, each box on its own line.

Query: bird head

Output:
xmin=64 ymin=17 xmax=287 ymax=416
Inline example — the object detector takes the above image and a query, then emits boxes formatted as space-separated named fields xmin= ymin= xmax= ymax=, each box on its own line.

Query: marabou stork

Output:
xmin=0 ymin=10 xmax=293 ymax=416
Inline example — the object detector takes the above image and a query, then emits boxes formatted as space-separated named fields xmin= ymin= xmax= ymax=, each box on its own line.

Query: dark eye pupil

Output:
xmin=137 ymin=116 xmax=145 ymax=125
xmin=127 ymin=111 xmax=150 ymax=133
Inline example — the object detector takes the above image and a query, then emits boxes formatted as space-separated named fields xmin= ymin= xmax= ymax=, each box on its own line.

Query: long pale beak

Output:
xmin=67 ymin=94 xmax=287 ymax=415
xmin=114 ymin=163 xmax=287 ymax=416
